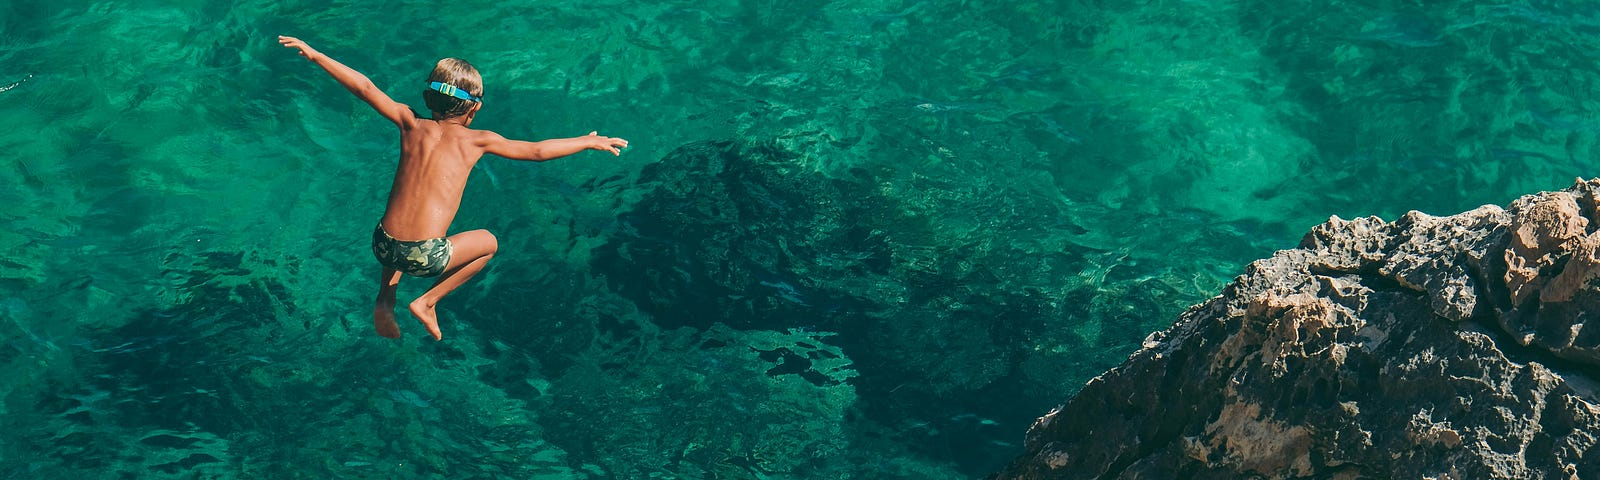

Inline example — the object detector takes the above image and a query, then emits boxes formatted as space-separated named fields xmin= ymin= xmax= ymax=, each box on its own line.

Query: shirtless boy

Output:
xmin=279 ymin=36 xmax=628 ymax=340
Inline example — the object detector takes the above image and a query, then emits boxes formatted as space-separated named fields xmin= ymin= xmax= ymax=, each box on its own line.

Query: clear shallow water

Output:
xmin=4 ymin=0 xmax=1599 ymax=477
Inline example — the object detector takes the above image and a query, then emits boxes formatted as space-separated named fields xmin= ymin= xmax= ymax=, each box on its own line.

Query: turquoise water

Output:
xmin=5 ymin=0 xmax=1599 ymax=477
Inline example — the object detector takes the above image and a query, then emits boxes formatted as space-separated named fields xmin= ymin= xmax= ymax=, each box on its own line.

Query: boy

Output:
xmin=279 ymin=36 xmax=628 ymax=340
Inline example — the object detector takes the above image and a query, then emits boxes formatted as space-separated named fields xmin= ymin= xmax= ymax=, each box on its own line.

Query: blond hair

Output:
xmin=423 ymin=58 xmax=482 ymax=118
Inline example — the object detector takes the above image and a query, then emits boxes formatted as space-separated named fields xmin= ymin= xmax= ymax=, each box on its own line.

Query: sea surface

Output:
xmin=4 ymin=0 xmax=1599 ymax=478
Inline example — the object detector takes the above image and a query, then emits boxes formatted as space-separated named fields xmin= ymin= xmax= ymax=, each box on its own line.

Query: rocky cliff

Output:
xmin=992 ymin=180 xmax=1600 ymax=479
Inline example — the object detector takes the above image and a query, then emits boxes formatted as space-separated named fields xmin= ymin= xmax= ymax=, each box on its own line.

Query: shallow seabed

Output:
xmin=4 ymin=0 xmax=1599 ymax=478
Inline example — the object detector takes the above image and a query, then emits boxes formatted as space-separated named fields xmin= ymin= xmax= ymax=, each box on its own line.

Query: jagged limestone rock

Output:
xmin=992 ymin=179 xmax=1600 ymax=479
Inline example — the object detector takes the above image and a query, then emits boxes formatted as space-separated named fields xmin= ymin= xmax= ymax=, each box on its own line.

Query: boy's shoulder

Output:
xmin=404 ymin=121 xmax=502 ymax=152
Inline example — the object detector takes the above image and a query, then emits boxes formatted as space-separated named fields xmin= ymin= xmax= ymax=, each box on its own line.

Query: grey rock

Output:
xmin=992 ymin=179 xmax=1600 ymax=479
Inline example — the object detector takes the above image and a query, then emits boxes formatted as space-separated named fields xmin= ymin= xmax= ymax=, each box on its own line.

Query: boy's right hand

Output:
xmin=585 ymin=131 xmax=629 ymax=156
xmin=278 ymin=35 xmax=322 ymax=61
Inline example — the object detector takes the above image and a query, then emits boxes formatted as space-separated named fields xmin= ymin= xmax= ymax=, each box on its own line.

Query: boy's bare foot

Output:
xmin=408 ymin=298 xmax=443 ymax=340
xmin=374 ymin=303 xmax=401 ymax=339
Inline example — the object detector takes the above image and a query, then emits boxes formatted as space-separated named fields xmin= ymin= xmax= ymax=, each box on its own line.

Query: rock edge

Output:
xmin=991 ymin=179 xmax=1600 ymax=480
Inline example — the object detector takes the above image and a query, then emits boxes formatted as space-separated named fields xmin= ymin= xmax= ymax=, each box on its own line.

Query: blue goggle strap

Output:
xmin=428 ymin=81 xmax=481 ymax=102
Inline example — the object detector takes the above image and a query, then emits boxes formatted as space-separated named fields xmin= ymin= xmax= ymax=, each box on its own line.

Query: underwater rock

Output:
xmin=992 ymin=179 xmax=1600 ymax=479
xmin=593 ymin=139 xmax=1136 ymax=474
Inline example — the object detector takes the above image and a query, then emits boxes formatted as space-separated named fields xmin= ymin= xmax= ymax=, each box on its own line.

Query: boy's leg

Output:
xmin=374 ymin=267 xmax=403 ymax=338
xmin=409 ymin=229 xmax=498 ymax=340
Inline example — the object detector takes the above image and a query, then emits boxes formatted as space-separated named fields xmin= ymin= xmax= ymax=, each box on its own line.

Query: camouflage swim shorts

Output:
xmin=372 ymin=224 xmax=453 ymax=277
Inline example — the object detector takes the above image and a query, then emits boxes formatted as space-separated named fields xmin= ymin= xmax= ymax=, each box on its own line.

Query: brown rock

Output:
xmin=992 ymin=180 xmax=1600 ymax=480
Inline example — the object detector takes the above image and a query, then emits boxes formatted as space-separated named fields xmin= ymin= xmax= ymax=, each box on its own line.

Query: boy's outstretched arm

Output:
xmin=479 ymin=131 xmax=629 ymax=162
xmin=278 ymin=36 xmax=415 ymax=129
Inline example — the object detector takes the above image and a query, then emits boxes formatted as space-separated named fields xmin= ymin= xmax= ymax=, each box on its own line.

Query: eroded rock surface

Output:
xmin=992 ymin=179 xmax=1600 ymax=479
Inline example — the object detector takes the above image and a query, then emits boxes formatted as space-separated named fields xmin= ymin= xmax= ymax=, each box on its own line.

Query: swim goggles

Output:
xmin=427 ymin=81 xmax=481 ymax=103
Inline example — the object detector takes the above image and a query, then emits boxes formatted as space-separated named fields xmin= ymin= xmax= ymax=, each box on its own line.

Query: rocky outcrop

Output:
xmin=992 ymin=180 xmax=1600 ymax=479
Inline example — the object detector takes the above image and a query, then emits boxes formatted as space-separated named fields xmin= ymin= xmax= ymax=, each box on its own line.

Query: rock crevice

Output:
xmin=993 ymin=180 xmax=1600 ymax=479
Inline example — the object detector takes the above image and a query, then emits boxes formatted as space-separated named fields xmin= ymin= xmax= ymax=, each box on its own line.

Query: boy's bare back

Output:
xmin=381 ymin=120 xmax=488 ymax=241
xmin=382 ymin=120 xmax=624 ymax=240
xmin=279 ymin=35 xmax=627 ymax=340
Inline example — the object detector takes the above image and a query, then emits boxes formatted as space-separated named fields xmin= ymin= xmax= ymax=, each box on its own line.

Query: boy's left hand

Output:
xmin=278 ymin=35 xmax=322 ymax=61
xmin=586 ymin=131 xmax=629 ymax=156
